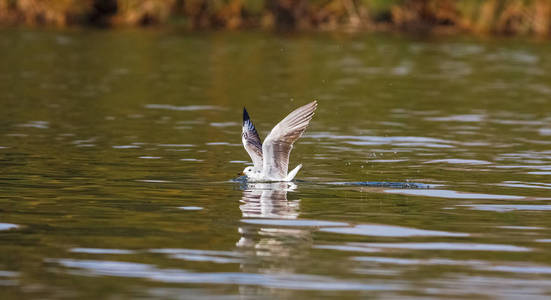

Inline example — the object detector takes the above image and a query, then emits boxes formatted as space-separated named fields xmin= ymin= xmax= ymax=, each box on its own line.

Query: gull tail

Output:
xmin=285 ymin=164 xmax=302 ymax=181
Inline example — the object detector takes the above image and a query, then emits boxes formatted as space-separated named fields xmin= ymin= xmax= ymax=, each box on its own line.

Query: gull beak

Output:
xmin=238 ymin=172 xmax=244 ymax=176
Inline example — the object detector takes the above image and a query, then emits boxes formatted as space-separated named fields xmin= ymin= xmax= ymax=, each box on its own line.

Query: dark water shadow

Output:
xmin=232 ymin=176 xmax=430 ymax=189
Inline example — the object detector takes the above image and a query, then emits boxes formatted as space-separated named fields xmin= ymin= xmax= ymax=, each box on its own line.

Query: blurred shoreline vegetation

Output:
xmin=0 ymin=0 xmax=550 ymax=36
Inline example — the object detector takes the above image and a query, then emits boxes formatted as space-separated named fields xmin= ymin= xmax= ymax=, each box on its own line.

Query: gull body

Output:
xmin=240 ymin=101 xmax=317 ymax=182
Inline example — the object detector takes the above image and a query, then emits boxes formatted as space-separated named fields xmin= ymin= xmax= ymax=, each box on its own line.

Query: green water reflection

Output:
xmin=1 ymin=28 xmax=551 ymax=299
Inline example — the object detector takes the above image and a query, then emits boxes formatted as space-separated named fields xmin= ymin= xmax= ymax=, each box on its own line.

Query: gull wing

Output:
xmin=262 ymin=101 xmax=317 ymax=179
xmin=242 ymin=107 xmax=263 ymax=169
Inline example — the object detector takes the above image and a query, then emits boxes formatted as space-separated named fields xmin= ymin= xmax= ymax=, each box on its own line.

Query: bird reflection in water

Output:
xmin=239 ymin=182 xmax=299 ymax=219
xmin=236 ymin=182 xmax=312 ymax=258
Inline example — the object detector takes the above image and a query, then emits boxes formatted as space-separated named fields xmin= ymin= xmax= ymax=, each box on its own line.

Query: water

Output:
xmin=1 ymin=28 xmax=551 ymax=299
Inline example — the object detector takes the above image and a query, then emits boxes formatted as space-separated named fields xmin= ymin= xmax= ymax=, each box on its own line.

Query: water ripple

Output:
xmin=113 ymin=145 xmax=140 ymax=149
xmin=16 ymin=121 xmax=49 ymax=129
xmin=0 ymin=223 xmax=18 ymax=231
xmin=496 ymin=181 xmax=551 ymax=190
xmin=145 ymin=104 xmax=219 ymax=111
xmin=384 ymin=189 xmax=525 ymax=200
xmin=353 ymin=256 xmax=551 ymax=275
xmin=320 ymin=224 xmax=469 ymax=237
xmin=49 ymin=259 xmax=397 ymax=291
xmin=425 ymin=114 xmax=485 ymax=122
xmin=459 ymin=204 xmax=551 ymax=212
xmin=178 ymin=206 xmax=203 ymax=211
xmin=0 ymin=271 xmax=19 ymax=277
xmin=349 ymin=242 xmax=531 ymax=252
xmin=425 ymin=159 xmax=492 ymax=165
xmin=70 ymin=248 xmax=135 ymax=254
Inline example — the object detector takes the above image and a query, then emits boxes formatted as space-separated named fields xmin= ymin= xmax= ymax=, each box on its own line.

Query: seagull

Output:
xmin=240 ymin=101 xmax=318 ymax=182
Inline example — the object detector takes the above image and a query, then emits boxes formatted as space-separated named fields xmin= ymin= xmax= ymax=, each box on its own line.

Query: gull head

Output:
xmin=242 ymin=166 xmax=255 ymax=177
xmin=241 ymin=166 xmax=262 ymax=179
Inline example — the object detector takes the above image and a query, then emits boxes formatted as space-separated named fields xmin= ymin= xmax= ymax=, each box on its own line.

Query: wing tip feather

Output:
xmin=243 ymin=107 xmax=250 ymax=124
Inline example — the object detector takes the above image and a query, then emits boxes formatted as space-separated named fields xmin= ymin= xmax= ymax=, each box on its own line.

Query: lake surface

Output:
xmin=1 ymin=28 xmax=551 ymax=299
